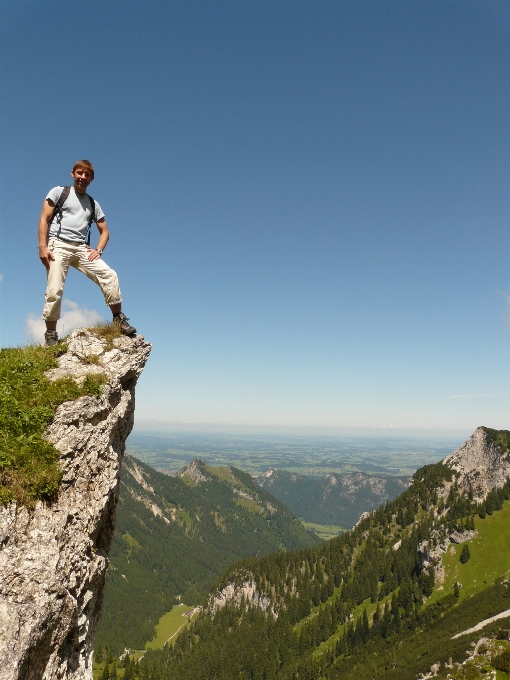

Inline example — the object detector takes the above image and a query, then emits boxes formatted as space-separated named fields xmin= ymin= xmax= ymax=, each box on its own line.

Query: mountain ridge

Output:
xmin=140 ymin=426 xmax=510 ymax=680
xmin=256 ymin=467 xmax=410 ymax=528
xmin=96 ymin=455 xmax=319 ymax=654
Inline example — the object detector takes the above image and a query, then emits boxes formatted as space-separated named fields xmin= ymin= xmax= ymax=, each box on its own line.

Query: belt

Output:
xmin=53 ymin=238 xmax=87 ymax=245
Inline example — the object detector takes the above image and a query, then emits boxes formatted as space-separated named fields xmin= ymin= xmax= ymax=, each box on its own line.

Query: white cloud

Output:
xmin=26 ymin=300 xmax=105 ymax=344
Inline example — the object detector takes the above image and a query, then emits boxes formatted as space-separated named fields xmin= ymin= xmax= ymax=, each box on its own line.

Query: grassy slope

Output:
xmin=145 ymin=605 xmax=199 ymax=650
xmin=301 ymin=521 xmax=345 ymax=540
xmin=326 ymin=500 xmax=510 ymax=679
xmin=312 ymin=501 xmax=510 ymax=663
xmin=333 ymin=580 xmax=510 ymax=679
xmin=430 ymin=500 xmax=510 ymax=605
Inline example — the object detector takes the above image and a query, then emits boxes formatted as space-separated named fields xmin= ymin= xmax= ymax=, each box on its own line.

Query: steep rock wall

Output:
xmin=208 ymin=576 xmax=277 ymax=617
xmin=0 ymin=329 xmax=150 ymax=680
xmin=444 ymin=426 xmax=510 ymax=500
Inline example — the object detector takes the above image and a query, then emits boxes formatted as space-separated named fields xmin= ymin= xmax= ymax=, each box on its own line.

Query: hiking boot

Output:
xmin=44 ymin=330 xmax=59 ymax=346
xmin=113 ymin=312 xmax=137 ymax=336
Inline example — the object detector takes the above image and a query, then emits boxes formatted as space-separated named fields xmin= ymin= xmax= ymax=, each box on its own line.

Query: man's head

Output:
xmin=71 ymin=160 xmax=94 ymax=194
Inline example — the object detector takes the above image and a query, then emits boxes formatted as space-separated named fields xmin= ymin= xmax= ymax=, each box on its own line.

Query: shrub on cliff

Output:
xmin=0 ymin=343 xmax=104 ymax=506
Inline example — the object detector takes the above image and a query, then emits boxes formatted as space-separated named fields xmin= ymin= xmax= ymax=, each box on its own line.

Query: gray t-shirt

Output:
xmin=46 ymin=186 xmax=105 ymax=243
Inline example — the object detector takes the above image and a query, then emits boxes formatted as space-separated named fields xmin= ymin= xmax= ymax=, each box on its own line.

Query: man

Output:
xmin=38 ymin=160 xmax=136 ymax=346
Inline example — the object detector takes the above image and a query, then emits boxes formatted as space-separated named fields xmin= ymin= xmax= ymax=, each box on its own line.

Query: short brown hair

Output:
xmin=72 ymin=159 xmax=95 ymax=179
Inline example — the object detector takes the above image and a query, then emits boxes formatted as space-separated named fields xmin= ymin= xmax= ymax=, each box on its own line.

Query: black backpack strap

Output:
xmin=86 ymin=194 xmax=96 ymax=246
xmin=52 ymin=186 xmax=71 ymax=223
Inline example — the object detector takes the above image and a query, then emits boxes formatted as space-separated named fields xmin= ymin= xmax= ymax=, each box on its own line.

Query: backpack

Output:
xmin=53 ymin=186 xmax=96 ymax=246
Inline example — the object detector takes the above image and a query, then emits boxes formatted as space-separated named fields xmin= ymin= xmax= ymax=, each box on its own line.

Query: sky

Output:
xmin=1 ymin=0 xmax=510 ymax=434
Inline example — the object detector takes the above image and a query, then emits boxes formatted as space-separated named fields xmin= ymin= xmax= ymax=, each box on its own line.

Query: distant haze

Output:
xmin=127 ymin=426 xmax=467 ymax=479
xmin=133 ymin=421 xmax=471 ymax=440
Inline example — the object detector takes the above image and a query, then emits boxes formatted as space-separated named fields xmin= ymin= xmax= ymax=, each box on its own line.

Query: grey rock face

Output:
xmin=444 ymin=427 xmax=510 ymax=500
xmin=177 ymin=458 xmax=211 ymax=484
xmin=0 ymin=329 xmax=151 ymax=680
xmin=208 ymin=576 xmax=276 ymax=618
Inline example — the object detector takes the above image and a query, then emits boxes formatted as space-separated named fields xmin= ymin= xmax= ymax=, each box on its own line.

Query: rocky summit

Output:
xmin=444 ymin=426 xmax=510 ymax=500
xmin=0 ymin=329 xmax=150 ymax=680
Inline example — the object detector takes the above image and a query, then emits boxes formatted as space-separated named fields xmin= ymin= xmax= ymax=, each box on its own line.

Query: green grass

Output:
xmin=234 ymin=497 xmax=263 ymax=514
xmin=93 ymin=605 xmax=196 ymax=678
xmin=301 ymin=521 xmax=345 ymax=540
xmin=331 ymin=581 xmax=510 ymax=680
xmin=312 ymin=595 xmax=373 ymax=657
xmin=0 ymin=343 xmax=106 ymax=506
xmin=312 ymin=501 xmax=510 ymax=662
xmin=89 ymin=321 xmax=122 ymax=349
xmin=145 ymin=604 xmax=198 ymax=650
xmin=430 ymin=500 xmax=510 ymax=605
xmin=206 ymin=465 xmax=234 ymax=483
xmin=207 ymin=465 xmax=257 ymax=498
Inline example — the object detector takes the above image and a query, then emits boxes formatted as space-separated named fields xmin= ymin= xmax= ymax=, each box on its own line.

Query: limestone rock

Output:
xmin=444 ymin=427 xmax=510 ymax=500
xmin=0 ymin=329 xmax=151 ymax=680
xmin=208 ymin=575 xmax=277 ymax=618
xmin=177 ymin=458 xmax=211 ymax=484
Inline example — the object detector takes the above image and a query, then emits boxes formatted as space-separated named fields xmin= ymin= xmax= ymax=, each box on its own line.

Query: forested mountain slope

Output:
xmin=96 ymin=456 xmax=319 ymax=654
xmin=139 ymin=427 xmax=510 ymax=680
xmin=256 ymin=468 xmax=410 ymax=528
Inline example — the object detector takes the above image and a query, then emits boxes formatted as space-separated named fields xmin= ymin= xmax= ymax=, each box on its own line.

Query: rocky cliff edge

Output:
xmin=0 ymin=328 xmax=151 ymax=680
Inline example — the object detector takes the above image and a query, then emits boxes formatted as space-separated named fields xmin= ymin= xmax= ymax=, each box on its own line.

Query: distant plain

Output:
xmin=127 ymin=431 xmax=464 ymax=478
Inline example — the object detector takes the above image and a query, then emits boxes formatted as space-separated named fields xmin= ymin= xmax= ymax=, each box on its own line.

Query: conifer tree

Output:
xmin=460 ymin=544 xmax=471 ymax=564
xmin=373 ymin=602 xmax=381 ymax=625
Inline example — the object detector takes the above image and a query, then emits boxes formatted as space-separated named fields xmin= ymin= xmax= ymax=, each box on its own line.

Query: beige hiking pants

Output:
xmin=42 ymin=239 xmax=122 ymax=321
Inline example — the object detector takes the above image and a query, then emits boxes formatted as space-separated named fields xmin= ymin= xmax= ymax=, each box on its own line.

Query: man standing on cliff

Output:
xmin=38 ymin=159 xmax=136 ymax=346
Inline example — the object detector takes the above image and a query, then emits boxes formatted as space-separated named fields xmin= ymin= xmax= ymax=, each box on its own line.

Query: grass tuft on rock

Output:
xmin=90 ymin=321 xmax=122 ymax=349
xmin=0 ymin=342 xmax=106 ymax=507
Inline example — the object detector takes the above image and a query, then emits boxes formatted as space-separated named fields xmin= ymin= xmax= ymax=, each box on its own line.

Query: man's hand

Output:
xmin=38 ymin=198 xmax=56 ymax=268
xmin=88 ymin=218 xmax=109 ymax=261
xmin=39 ymin=245 xmax=55 ymax=269
xmin=86 ymin=246 xmax=101 ymax=262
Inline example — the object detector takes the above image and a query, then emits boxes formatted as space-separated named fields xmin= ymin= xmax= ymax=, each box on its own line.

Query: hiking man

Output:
xmin=38 ymin=159 xmax=136 ymax=346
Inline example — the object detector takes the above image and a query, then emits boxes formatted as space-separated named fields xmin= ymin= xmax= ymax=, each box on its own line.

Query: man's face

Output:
xmin=71 ymin=167 xmax=94 ymax=194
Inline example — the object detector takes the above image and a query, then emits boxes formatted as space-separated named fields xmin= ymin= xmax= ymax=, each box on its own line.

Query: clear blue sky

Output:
xmin=1 ymin=1 xmax=510 ymax=433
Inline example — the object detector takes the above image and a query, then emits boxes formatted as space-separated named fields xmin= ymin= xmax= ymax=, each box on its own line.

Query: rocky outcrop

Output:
xmin=0 ymin=329 xmax=150 ymax=680
xmin=208 ymin=575 xmax=277 ymax=618
xmin=417 ymin=426 xmax=510 ymax=585
xmin=418 ymin=527 xmax=477 ymax=585
xmin=177 ymin=458 xmax=211 ymax=485
xmin=443 ymin=427 xmax=510 ymax=500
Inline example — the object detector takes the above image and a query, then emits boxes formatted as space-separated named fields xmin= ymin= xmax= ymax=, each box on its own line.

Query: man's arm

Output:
xmin=38 ymin=199 xmax=56 ymax=269
xmin=87 ymin=218 xmax=110 ymax=261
